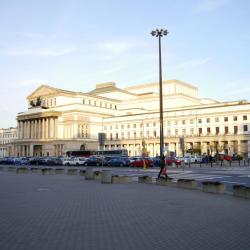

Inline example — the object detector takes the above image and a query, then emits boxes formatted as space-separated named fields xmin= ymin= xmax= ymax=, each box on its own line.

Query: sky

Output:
xmin=0 ymin=0 xmax=250 ymax=128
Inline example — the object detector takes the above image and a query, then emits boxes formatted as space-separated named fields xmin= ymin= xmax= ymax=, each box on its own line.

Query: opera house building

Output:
xmin=10 ymin=79 xmax=250 ymax=158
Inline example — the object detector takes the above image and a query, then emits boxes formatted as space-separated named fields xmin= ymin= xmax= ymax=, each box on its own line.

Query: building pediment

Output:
xmin=27 ymin=85 xmax=62 ymax=100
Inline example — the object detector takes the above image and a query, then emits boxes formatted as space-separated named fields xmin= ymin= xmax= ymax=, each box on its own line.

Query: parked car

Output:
xmin=29 ymin=157 xmax=44 ymax=165
xmin=107 ymin=157 xmax=130 ymax=167
xmin=84 ymin=157 xmax=102 ymax=166
xmin=74 ymin=157 xmax=88 ymax=166
xmin=62 ymin=157 xmax=75 ymax=166
xmin=14 ymin=157 xmax=29 ymax=165
xmin=184 ymin=156 xmax=195 ymax=164
xmin=129 ymin=158 xmax=152 ymax=168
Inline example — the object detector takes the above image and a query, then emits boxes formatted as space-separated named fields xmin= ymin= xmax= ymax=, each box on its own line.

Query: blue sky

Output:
xmin=1 ymin=0 xmax=250 ymax=127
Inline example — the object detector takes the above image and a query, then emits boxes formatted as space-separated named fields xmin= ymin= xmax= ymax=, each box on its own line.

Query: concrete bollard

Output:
xmin=85 ymin=167 xmax=94 ymax=180
xmin=94 ymin=171 xmax=102 ymax=180
xmin=138 ymin=175 xmax=152 ymax=184
xmin=101 ymin=170 xmax=112 ymax=184
xmin=202 ymin=181 xmax=226 ymax=194
xmin=177 ymin=179 xmax=197 ymax=189
xmin=233 ymin=185 xmax=250 ymax=199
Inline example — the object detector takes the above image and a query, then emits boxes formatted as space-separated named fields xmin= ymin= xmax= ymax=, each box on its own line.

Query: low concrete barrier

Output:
xmin=101 ymin=170 xmax=112 ymax=184
xmin=177 ymin=179 xmax=197 ymax=190
xmin=41 ymin=168 xmax=54 ymax=175
xmin=67 ymin=169 xmax=78 ymax=175
xmin=85 ymin=167 xmax=94 ymax=180
xmin=156 ymin=177 xmax=175 ymax=187
xmin=112 ymin=175 xmax=133 ymax=184
xmin=138 ymin=175 xmax=152 ymax=184
xmin=202 ymin=181 xmax=226 ymax=194
xmin=79 ymin=169 xmax=86 ymax=176
xmin=8 ymin=166 xmax=16 ymax=172
xmin=16 ymin=167 xmax=29 ymax=174
xmin=30 ymin=167 xmax=41 ymax=173
xmin=233 ymin=185 xmax=250 ymax=199
xmin=94 ymin=171 xmax=102 ymax=180
xmin=55 ymin=168 xmax=64 ymax=174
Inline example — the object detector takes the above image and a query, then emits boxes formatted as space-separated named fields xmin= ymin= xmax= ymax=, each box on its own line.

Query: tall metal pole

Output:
xmin=158 ymin=34 xmax=164 ymax=161
xmin=151 ymin=28 xmax=168 ymax=178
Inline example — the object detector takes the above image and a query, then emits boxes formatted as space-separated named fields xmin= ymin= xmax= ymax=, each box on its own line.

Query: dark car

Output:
xmin=107 ymin=157 xmax=130 ymax=167
xmin=84 ymin=157 xmax=102 ymax=166
xmin=29 ymin=157 xmax=44 ymax=165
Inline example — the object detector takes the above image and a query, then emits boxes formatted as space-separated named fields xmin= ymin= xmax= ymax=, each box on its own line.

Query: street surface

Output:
xmin=0 ymin=171 xmax=249 ymax=250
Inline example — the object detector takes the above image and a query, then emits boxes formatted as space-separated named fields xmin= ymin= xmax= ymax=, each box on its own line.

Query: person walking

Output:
xmin=158 ymin=156 xmax=168 ymax=178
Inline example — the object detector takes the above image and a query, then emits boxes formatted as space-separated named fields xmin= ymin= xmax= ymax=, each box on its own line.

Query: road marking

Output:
xmin=220 ymin=181 xmax=247 ymax=185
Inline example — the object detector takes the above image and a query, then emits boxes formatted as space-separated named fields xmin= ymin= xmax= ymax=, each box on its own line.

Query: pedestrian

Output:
xmin=158 ymin=156 xmax=167 ymax=178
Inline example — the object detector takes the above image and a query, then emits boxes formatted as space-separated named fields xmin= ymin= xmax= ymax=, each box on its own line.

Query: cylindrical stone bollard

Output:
xmin=101 ymin=170 xmax=112 ymax=184
xmin=85 ymin=167 xmax=94 ymax=180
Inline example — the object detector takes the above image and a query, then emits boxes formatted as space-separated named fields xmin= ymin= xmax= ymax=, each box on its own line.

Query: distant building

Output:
xmin=0 ymin=127 xmax=17 ymax=157
xmin=11 ymin=80 xmax=250 ymax=158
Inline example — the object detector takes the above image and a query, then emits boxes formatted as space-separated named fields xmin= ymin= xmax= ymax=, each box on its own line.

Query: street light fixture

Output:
xmin=151 ymin=28 xmax=168 ymax=178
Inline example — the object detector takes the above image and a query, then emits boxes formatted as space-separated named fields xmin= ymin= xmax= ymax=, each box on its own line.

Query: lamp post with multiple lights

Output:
xmin=151 ymin=28 xmax=168 ymax=178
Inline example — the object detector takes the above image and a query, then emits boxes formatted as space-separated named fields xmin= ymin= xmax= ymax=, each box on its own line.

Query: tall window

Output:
xmin=206 ymin=118 xmax=210 ymax=123
xmin=207 ymin=127 xmax=211 ymax=134
xmin=225 ymin=126 xmax=229 ymax=134
xmin=233 ymin=116 xmax=237 ymax=121
xmin=243 ymin=115 xmax=247 ymax=120
xmin=234 ymin=126 xmax=238 ymax=134
xmin=198 ymin=128 xmax=202 ymax=135
xmin=224 ymin=117 xmax=228 ymax=122
xmin=215 ymin=117 xmax=219 ymax=122
xmin=243 ymin=125 xmax=248 ymax=132
xmin=198 ymin=119 xmax=202 ymax=124
xmin=216 ymin=127 xmax=219 ymax=135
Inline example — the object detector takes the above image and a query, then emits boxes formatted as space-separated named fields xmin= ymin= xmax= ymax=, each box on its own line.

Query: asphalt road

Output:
xmin=1 ymin=164 xmax=250 ymax=190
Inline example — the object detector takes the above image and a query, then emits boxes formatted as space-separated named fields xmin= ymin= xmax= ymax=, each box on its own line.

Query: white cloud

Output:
xmin=3 ymin=47 xmax=77 ymax=57
xmin=194 ymin=0 xmax=228 ymax=13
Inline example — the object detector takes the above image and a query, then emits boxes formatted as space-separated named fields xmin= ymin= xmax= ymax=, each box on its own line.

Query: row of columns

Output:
xmin=18 ymin=117 xmax=57 ymax=140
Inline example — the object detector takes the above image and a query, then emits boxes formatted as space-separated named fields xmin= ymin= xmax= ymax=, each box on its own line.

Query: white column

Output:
xmin=50 ymin=118 xmax=54 ymax=138
xmin=54 ymin=118 xmax=57 ymax=139
xmin=46 ymin=118 xmax=49 ymax=139
xmin=34 ymin=120 xmax=37 ymax=139
xmin=42 ymin=119 xmax=45 ymax=139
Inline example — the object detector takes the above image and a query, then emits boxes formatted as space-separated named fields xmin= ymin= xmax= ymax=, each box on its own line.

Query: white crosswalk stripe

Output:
xmin=168 ymin=173 xmax=232 ymax=181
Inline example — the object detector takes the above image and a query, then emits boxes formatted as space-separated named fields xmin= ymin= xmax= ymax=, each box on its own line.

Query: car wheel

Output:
xmin=96 ymin=163 xmax=99 ymax=166
xmin=120 ymin=163 xmax=124 ymax=167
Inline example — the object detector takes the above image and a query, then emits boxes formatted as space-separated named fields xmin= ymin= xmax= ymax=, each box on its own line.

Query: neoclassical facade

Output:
xmin=0 ymin=127 xmax=17 ymax=157
xmin=11 ymin=80 xmax=250 ymax=158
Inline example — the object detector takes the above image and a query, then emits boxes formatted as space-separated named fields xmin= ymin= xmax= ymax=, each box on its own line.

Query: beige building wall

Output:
xmin=8 ymin=80 xmax=250 ymax=158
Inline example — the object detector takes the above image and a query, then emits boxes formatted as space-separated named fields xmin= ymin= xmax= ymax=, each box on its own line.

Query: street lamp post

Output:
xmin=151 ymin=28 xmax=168 ymax=178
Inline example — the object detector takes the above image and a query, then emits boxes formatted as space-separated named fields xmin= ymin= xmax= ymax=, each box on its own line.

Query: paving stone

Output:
xmin=0 ymin=172 xmax=249 ymax=250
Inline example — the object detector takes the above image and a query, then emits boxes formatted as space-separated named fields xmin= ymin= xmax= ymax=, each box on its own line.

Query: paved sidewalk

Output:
xmin=0 ymin=172 xmax=249 ymax=250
